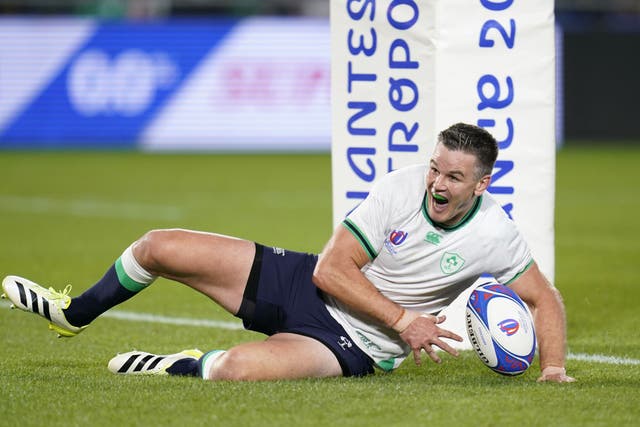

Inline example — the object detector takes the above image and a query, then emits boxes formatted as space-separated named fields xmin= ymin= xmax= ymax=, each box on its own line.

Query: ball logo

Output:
xmin=389 ymin=230 xmax=408 ymax=245
xmin=497 ymin=318 xmax=520 ymax=336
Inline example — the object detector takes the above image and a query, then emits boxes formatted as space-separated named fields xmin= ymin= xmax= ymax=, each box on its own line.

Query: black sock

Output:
xmin=166 ymin=358 xmax=200 ymax=377
xmin=63 ymin=265 xmax=136 ymax=327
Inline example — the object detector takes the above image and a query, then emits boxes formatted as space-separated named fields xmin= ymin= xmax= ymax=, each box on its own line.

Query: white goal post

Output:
xmin=331 ymin=0 xmax=556 ymax=348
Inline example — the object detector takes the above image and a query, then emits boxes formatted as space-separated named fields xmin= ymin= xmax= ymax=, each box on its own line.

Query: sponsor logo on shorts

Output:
xmin=338 ymin=336 xmax=352 ymax=350
xmin=272 ymin=247 xmax=286 ymax=256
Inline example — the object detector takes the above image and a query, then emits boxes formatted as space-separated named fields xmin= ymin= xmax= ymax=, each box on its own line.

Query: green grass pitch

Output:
xmin=1 ymin=146 xmax=639 ymax=426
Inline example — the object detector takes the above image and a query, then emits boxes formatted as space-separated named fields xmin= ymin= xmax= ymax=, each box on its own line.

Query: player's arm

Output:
xmin=509 ymin=262 xmax=575 ymax=383
xmin=312 ymin=225 xmax=462 ymax=364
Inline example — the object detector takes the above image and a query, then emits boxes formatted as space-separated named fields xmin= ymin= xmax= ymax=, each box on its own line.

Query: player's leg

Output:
xmin=192 ymin=247 xmax=374 ymax=381
xmin=203 ymin=333 xmax=344 ymax=381
xmin=108 ymin=333 xmax=344 ymax=380
xmin=126 ymin=228 xmax=255 ymax=314
xmin=67 ymin=228 xmax=255 ymax=324
xmin=107 ymin=244 xmax=371 ymax=380
xmin=2 ymin=228 xmax=254 ymax=336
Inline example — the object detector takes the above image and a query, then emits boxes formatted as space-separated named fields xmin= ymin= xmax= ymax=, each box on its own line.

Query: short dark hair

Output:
xmin=437 ymin=123 xmax=498 ymax=178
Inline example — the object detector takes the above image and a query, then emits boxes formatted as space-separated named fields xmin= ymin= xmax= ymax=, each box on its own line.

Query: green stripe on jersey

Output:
xmin=504 ymin=259 xmax=534 ymax=285
xmin=114 ymin=257 xmax=148 ymax=293
xmin=376 ymin=358 xmax=396 ymax=372
xmin=342 ymin=219 xmax=377 ymax=260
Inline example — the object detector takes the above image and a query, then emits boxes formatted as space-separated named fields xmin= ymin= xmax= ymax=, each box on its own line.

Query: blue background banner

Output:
xmin=1 ymin=19 xmax=237 ymax=148
xmin=0 ymin=17 xmax=331 ymax=150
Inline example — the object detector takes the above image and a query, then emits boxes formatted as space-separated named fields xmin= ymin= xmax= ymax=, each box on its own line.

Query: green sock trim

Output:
xmin=200 ymin=350 xmax=225 ymax=380
xmin=114 ymin=257 xmax=148 ymax=293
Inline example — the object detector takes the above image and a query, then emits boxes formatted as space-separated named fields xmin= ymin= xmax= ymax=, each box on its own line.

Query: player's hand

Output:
xmin=397 ymin=311 xmax=463 ymax=365
xmin=537 ymin=366 xmax=576 ymax=383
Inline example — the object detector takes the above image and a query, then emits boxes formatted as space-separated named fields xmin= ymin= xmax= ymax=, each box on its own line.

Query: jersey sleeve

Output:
xmin=341 ymin=176 xmax=397 ymax=260
xmin=489 ymin=219 xmax=534 ymax=285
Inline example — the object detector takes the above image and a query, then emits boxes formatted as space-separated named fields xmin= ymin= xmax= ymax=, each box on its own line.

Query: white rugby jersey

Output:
xmin=323 ymin=164 xmax=533 ymax=371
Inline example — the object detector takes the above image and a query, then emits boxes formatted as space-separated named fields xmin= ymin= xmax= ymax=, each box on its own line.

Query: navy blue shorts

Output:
xmin=235 ymin=244 xmax=375 ymax=377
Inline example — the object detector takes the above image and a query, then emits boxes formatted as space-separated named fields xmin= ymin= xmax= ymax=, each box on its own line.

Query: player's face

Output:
xmin=426 ymin=143 xmax=491 ymax=227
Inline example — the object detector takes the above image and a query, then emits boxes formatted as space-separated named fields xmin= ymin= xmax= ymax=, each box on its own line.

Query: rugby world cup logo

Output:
xmin=389 ymin=230 xmax=408 ymax=245
xmin=497 ymin=318 xmax=520 ymax=336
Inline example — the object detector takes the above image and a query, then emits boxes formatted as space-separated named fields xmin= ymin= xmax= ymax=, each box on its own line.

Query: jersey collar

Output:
xmin=421 ymin=193 xmax=482 ymax=231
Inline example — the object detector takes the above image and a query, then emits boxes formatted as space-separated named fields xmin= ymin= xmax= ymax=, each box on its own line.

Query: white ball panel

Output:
xmin=466 ymin=308 xmax=498 ymax=368
xmin=486 ymin=297 xmax=536 ymax=357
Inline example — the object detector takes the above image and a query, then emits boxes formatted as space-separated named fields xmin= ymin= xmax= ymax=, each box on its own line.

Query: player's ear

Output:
xmin=474 ymin=174 xmax=491 ymax=196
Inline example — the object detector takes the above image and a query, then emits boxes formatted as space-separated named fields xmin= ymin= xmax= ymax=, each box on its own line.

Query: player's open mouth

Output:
xmin=432 ymin=193 xmax=448 ymax=205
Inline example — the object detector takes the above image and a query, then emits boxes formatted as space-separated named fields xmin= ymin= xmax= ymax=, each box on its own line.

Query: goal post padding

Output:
xmin=331 ymin=0 xmax=555 ymax=348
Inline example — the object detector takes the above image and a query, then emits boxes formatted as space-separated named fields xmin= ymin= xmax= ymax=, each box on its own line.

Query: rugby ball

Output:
xmin=465 ymin=283 xmax=536 ymax=375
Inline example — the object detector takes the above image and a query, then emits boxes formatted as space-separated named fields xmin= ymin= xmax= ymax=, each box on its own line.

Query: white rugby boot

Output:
xmin=1 ymin=275 xmax=86 ymax=337
xmin=108 ymin=349 xmax=204 ymax=375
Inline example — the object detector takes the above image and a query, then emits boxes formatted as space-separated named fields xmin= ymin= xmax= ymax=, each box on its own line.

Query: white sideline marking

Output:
xmin=567 ymin=352 xmax=640 ymax=366
xmin=0 ymin=194 xmax=184 ymax=221
xmin=0 ymin=299 xmax=243 ymax=330
xmin=2 ymin=300 xmax=639 ymax=365
xmin=0 ymin=299 xmax=242 ymax=330
xmin=101 ymin=309 xmax=244 ymax=330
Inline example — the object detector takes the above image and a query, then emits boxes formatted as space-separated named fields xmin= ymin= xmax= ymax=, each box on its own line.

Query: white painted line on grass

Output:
xmin=101 ymin=309 xmax=244 ymax=330
xmin=0 ymin=194 xmax=184 ymax=221
xmin=0 ymin=299 xmax=241 ymax=330
xmin=567 ymin=352 xmax=640 ymax=366
xmin=2 ymin=300 xmax=640 ymax=365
